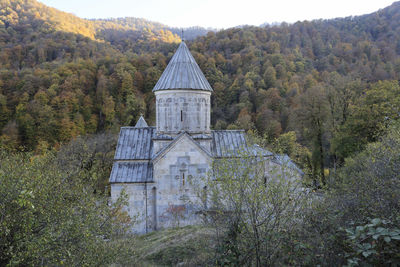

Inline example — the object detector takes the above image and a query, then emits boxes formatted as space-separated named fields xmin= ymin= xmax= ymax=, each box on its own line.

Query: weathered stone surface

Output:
xmin=155 ymin=90 xmax=211 ymax=135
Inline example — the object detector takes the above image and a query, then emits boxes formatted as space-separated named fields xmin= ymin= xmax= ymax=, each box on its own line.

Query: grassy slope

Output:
xmin=134 ymin=226 xmax=213 ymax=266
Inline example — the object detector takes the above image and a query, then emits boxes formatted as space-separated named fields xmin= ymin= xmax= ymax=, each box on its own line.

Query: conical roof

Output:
xmin=152 ymin=42 xmax=213 ymax=92
xmin=134 ymin=115 xmax=148 ymax=128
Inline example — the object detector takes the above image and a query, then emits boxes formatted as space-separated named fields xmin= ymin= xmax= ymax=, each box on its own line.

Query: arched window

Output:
xmin=180 ymin=110 xmax=183 ymax=122
xmin=182 ymin=173 xmax=185 ymax=186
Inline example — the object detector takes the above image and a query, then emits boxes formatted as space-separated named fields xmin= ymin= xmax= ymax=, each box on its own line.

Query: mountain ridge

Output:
xmin=1 ymin=0 xmax=214 ymax=42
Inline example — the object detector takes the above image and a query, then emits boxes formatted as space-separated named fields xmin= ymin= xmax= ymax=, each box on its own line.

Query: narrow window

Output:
xmin=203 ymin=186 xmax=208 ymax=209
xmin=182 ymin=173 xmax=185 ymax=186
xmin=180 ymin=110 xmax=183 ymax=122
xmin=152 ymin=187 xmax=157 ymax=230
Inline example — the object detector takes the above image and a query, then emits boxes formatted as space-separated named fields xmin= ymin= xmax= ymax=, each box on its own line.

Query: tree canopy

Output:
xmin=1 ymin=0 xmax=400 ymax=185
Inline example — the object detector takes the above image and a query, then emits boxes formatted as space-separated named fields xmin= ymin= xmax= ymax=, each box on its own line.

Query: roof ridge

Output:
xmin=152 ymin=132 xmax=212 ymax=163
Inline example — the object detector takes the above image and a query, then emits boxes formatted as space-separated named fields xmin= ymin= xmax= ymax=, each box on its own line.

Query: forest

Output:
xmin=0 ymin=0 xmax=399 ymax=265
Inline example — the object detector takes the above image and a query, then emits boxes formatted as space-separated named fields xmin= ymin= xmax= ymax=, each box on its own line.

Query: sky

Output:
xmin=38 ymin=0 xmax=395 ymax=29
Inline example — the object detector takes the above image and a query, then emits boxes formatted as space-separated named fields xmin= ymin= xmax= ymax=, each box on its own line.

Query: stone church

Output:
xmin=109 ymin=41 xmax=302 ymax=233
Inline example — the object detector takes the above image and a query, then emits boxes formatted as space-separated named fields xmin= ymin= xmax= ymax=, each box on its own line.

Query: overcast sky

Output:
xmin=38 ymin=0 xmax=395 ymax=29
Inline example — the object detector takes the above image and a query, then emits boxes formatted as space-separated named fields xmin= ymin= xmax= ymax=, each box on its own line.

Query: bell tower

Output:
xmin=152 ymin=41 xmax=213 ymax=136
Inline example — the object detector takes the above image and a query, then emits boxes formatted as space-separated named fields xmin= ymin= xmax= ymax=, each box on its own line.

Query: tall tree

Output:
xmin=294 ymin=85 xmax=328 ymax=185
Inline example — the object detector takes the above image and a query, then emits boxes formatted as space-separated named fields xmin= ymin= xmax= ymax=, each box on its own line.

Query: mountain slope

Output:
xmin=1 ymin=0 xmax=400 ymax=182
xmin=0 ymin=0 xmax=210 ymax=45
xmin=0 ymin=0 xmax=216 ymax=69
xmin=0 ymin=0 xmax=97 ymax=38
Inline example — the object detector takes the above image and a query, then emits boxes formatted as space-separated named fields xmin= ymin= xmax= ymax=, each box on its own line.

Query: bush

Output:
xmin=0 ymin=149 xmax=135 ymax=266
xmin=344 ymin=218 xmax=400 ymax=266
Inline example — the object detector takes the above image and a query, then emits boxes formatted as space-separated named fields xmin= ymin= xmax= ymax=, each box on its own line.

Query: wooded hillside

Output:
xmin=1 ymin=0 xmax=400 ymax=184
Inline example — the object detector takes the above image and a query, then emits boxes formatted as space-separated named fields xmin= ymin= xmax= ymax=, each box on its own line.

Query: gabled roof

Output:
xmin=152 ymin=132 xmax=212 ymax=163
xmin=134 ymin=115 xmax=148 ymax=128
xmin=110 ymin=162 xmax=153 ymax=183
xmin=152 ymin=41 xmax=213 ymax=92
xmin=114 ymin=127 xmax=155 ymax=160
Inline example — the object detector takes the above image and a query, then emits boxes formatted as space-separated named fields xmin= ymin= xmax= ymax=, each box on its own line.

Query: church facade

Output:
xmin=109 ymin=42 xmax=302 ymax=233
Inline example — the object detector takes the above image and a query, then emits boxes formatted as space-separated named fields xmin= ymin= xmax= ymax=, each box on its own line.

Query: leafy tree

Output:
xmin=296 ymin=122 xmax=400 ymax=265
xmin=332 ymin=121 xmax=400 ymax=222
xmin=263 ymin=66 xmax=276 ymax=89
xmin=0 ymin=148 xmax=136 ymax=266
xmin=57 ymin=132 xmax=117 ymax=192
xmin=0 ymin=92 xmax=10 ymax=129
xmin=332 ymin=80 xmax=400 ymax=159
xmin=205 ymin=149 xmax=306 ymax=266
xmin=272 ymin=131 xmax=312 ymax=179
xmin=235 ymin=107 xmax=254 ymax=130
xmin=294 ymin=85 xmax=329 ymax=185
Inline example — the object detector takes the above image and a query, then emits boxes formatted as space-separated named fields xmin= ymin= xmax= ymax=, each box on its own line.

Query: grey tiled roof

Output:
xmin=153 ymin=42 xmax=213 ymax=92
xmin=110 ymin=162 xmax=153 ymax=183
xmin=211 ymin=130 xmax=274 ymax=157
xmin=110 ymin=128 xmax=301 ymax=183
xmin=114 ymin=127 xmax=155 ymax=160
xmin=211 ymin=130 xmax=248 ymax=157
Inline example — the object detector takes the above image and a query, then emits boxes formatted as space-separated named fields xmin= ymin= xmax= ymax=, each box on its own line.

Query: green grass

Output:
xmin=134 ymin=225 xmax=214 ymax=266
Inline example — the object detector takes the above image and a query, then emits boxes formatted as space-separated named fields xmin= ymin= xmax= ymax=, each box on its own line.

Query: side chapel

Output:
xmin=109 ymin=41 xmax=303 ymax=233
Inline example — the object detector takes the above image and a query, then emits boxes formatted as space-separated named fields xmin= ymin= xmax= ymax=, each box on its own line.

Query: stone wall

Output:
xmin=155 ymin=90 xmax=211 ymax=135
xmin=153 ymin=135 xmax=211 ymax=230
xmin=112 ymin=136 xmax=211 ymax=234
xmin=111 ymin=183 xmax=152 ymax=233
